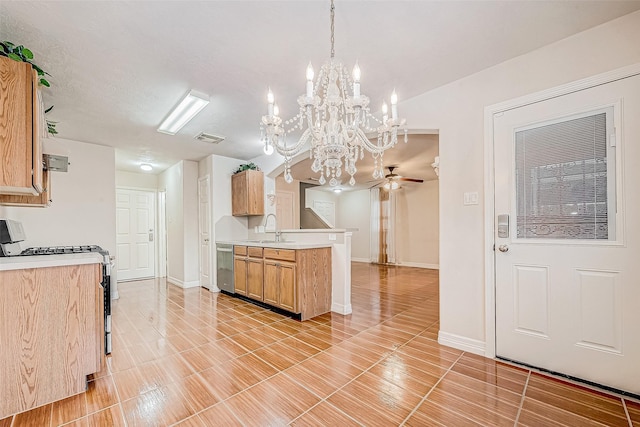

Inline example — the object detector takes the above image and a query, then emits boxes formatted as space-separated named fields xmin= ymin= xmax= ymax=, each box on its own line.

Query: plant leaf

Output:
xmin=22 ymin=48 xmax=33 ymax=60
xmin=3 ymin=41 xmax=14 ymax=49
xmin=7 ymin=52 xmax=22 ymax=62
xmin=39 ymin=78 xmax=50 ymax=87
xmin=44 ymin=105 xmax=54 ymax=114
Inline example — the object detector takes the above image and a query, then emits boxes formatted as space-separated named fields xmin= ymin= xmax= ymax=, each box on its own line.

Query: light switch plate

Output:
xmin=464 ymin=192 xmax=479 ymax=205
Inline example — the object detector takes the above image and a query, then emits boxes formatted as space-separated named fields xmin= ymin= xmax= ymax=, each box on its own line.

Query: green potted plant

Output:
xmin=1 ymin=41 xmax=57 ymax=135
xmin=233 ymin=162 xmax=260 ymax=174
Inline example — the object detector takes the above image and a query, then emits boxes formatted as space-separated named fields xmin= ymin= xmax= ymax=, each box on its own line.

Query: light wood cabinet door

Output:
xmin=247 ymin=257 xmax=264 ymax=301
xmin=263 ymin=260 xmax=279 ymax=306
xmin=0 ymin=168 xmax=51 ymax=207
xmin=231 ymin=170 xmax=264 ymax=216
xmin=233 ymin=256 xmax=247 ymax=296
xmin=263 ymin=259 xmax=297 ymax=313
xmin=0 ymin=263 xmax=102 ymax=418
xmin=278 ymin=261 xmax=297 ymax=313
xmin=0 ymin=56 xmax=42 ymax=196
xmin=231 ymin=171 xmax=247 ymax=215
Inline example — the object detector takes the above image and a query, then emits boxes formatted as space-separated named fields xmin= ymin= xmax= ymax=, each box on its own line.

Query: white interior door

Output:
xmin=276 ymin=190 xmax=295 ymax=229
xmin=116 ymin=189 xmax=156 ymax=281
xmin=494 ymin=74 xmax=640 ymax=394
xmin=198 ymin=176 xmax=212 ymax=289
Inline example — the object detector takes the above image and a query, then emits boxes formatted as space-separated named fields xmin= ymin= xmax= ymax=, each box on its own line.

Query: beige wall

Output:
xmin=0 ymin=137 xmax=116 ymax=255
xmin=0 ymin=137 xmax=117 ymax=297
xmin=158 ymin=160 xmax=199 ymax=288
xmin=115 ymin=170 xmax=158 ymax=190
xmin=396 ymin=180 xmax=439 ymax=268
xmin=335 ymin=189 xmax=370 ymax=261
xmin=401 ymin=10 xmax=640 ymax=349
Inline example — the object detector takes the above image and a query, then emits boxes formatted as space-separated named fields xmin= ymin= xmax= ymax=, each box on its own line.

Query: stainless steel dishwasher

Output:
xmin=215 ymin=243 xmax=234 ymax=294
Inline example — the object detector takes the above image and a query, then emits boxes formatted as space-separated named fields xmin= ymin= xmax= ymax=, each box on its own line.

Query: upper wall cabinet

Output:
xmin=0 ymin=56 xmax=43 ymax=196
xmin=0 ymin=169 xmax=51 ymax=207
xmin=232 ymin=169 xmax=264 ymax=216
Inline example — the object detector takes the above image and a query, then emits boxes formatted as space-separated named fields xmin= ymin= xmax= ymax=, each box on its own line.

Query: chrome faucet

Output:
xmin=264 ymin=213 xmax=281 ymax=242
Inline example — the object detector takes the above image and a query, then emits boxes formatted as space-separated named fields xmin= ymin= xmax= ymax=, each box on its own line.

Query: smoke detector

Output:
xmin=194 ymin=132 xmax=225 ymax=144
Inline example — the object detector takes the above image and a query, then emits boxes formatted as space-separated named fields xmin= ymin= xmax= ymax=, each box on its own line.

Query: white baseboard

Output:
xmin=331 ymin=302 xmax=353 ymax=315
xmin=183 ymin=280 xmax=201 ymax=289
xmin=438 ymin=331 xmax=486 ymax=356
xmin=350 ymin=258 xmax=370 ymax=263
xmin=167 ymin=276 xmax=201 ymax=289
xmin=399 ymin=261 xmax=439 ymax=270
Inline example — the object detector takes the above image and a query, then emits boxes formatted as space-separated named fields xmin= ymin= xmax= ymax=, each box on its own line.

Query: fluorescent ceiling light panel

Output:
xmin=157 ymin=90 xmax=210 ymax=135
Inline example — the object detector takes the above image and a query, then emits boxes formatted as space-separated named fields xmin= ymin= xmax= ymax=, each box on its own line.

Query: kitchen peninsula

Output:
xmin=217 ymin=229 xmax=353 ymax=320
xmin=220 ymin=239 xmax=331 ymax=320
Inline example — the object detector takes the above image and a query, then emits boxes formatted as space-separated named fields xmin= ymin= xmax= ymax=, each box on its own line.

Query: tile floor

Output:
xmin=2 ymin=263 xmax=638 ymax=426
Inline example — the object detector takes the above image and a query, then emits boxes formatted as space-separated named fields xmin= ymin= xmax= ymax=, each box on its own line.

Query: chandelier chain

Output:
xmin=330 ymin=0 xmax=335 ymax=59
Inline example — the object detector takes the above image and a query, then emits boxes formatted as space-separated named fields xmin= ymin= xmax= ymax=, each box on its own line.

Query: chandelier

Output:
xmin=260 ymin=0 xmax=406 ymax=187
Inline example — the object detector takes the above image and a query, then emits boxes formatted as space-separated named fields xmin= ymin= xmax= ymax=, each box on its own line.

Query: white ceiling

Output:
xmin=2 ymin=1 xmax=639 ymax=178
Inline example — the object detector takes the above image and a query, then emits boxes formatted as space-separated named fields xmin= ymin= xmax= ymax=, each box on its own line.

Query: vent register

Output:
xmin=194 ymin=132 xmax=225 ymax=144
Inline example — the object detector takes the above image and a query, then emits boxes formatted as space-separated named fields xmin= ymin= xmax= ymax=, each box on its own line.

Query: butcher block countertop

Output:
xmin=0 ymin=252 xmax=103 ymax=271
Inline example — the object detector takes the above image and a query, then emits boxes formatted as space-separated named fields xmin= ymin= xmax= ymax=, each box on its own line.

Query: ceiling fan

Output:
xmin=371 ymin=166 xmax=424 ymax=190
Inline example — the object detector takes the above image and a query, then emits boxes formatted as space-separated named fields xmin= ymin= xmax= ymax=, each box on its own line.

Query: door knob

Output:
xmin=498 ymin=244 xmax=509 ymax=252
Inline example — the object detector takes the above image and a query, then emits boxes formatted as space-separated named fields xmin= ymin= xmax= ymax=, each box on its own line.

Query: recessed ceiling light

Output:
xmin=140 ymin=164 xmax=153 ymax=172
xmin=333 ymin=188 xmax=342 ymax=193
xmin=157 ymin=90 xmax=210 ymax=135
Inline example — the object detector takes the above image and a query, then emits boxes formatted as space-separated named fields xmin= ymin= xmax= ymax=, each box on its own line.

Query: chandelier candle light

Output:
xmin=261 ymin=0 xmax=407 ymax=187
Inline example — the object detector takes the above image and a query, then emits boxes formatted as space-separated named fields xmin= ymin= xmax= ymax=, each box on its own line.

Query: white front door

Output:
xmin=116 ymin=188 xmax=156 ymax=281
xmin=494 ymin=73 xmax=640 ymax=395
xmin=198 ymin=176 xmax=212 ymax=289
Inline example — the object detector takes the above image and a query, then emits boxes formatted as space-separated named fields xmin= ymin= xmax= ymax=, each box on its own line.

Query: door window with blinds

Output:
xmin=514 ymin=108 xmax=616 ymax=240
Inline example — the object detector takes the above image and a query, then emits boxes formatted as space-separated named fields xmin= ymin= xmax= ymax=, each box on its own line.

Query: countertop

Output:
xmin=216 ymin=240 xmax=333 ymax=250
xmin=0 ymin=252 xmax=104 ymax=271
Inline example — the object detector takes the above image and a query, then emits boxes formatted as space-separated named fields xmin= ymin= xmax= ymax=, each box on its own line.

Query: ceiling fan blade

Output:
xmin=399 ymin=177 xmax=424 ymax=183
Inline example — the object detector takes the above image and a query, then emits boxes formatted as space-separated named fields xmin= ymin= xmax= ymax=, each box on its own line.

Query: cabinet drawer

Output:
xmin=234 ymin=246 xmax=247 ymax=256
xmin=264 ymin=248 xmax=296 ymax=262
xmin=247 ymin=247 xmax=263 ymax=258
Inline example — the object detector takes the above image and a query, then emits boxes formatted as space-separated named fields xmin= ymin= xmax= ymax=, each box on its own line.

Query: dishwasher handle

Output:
xmin=216 ymin=247 xmax=233 ymax=253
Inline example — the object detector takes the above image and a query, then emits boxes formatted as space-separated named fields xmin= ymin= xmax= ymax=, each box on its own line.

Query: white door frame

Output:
xmin=483 ymin=63 xmax=640 ymax=359
xmin=158 ymin=190 xmax=167 ymax=278
xmin=198 ymin=175 xmax=214 ymax=290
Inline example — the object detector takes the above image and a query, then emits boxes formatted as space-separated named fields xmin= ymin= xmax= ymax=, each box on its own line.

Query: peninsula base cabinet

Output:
xmin=0 ymin=263 xmax=104 ymax=419
xmin=264 ymin=260 xmax=296 ymax=312
xmin=234 ymin=245 xmax=331 ymax=320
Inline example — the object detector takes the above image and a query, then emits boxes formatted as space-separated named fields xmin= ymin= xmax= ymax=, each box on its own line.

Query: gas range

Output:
xmin=20 ymin=245 xmax=107 ymax=256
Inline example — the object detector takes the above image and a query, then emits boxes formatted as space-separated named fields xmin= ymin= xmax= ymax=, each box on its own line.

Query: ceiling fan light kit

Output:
xmin=157 ymin=90 xmax=210 ymax=135
xmin=260 ymin=0 xmax=407 ymax=187
xmin=372 ymin=165 xmax=425 ymax=190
